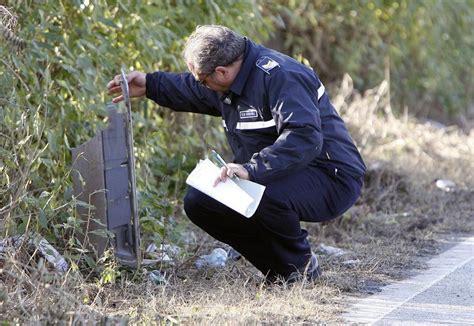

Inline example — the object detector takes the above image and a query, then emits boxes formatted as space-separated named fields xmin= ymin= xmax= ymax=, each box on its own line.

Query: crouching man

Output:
xmin=107 ymin=25 xmax=366 ymax=284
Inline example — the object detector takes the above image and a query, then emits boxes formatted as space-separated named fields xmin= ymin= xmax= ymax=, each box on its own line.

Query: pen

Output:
xmin=211 ymin=150 xmax=240 ymax=181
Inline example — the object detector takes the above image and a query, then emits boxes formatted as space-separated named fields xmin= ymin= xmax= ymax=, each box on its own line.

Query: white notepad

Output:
xmin=186 ymin=159 xmax=266 ymax=218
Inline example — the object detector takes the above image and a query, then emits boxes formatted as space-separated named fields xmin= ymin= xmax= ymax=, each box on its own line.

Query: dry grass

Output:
xmin=1 ymin=75 xmax=473 ymax=324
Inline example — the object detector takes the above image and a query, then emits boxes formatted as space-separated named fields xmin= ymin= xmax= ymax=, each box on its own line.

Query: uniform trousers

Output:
xmin=183 ymin=165 xmax=362 ymax=279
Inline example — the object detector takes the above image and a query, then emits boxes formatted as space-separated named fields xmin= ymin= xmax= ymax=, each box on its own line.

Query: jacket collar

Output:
xmin=229 ymin=38 xmax=259 ymax=97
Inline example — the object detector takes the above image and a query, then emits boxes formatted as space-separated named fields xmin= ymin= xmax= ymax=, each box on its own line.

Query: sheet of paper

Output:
xmin=185 ymin=159 xmax=265 ymax=217
xmin=234 ymin=178 xmax=266 ymax=217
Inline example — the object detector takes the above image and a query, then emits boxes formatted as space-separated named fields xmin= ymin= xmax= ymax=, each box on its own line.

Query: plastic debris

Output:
xmin=147 ymin=270 xmax=167 ymax=285
xmin=35 ymin=236 xmax=69 ymax=273
xmin=145 ymin=243 xmax=158 ymax=253
xmin=145 ymin=243 xmax=180 ymax=263
xmin=0 ymin=233 xmax=69 ymax=273
xmin=226 ymin=247 xmax=242 ymax=261
xmin=195 ymin=248 xmax=228 ymax=270
xmin=318 ymin=243 xmax=348 ymax=257
xmin=435 ymin=179 xmax=456 ymax=192
xmin=0 ymin=234 xmax=24 ymax=251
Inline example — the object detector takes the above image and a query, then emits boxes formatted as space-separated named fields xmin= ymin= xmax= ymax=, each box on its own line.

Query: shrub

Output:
xmin=261 ymin=0 xmax=474 ymax=119
xmin=0 ymin=0 xmax=270 ymax=264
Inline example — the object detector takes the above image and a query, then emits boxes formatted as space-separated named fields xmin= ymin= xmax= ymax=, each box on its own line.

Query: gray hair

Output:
xmin=183 ymin=25 xmax=246 ymax=75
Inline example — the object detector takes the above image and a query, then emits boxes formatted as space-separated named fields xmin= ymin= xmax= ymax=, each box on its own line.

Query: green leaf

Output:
xmin=97 ymin=16 xmax=118 ymax=28
xmin=38 ymin=209 xmax=48 ymax=228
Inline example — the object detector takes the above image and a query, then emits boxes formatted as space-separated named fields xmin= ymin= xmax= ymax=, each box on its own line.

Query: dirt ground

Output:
xmin=1 ymin=77 xmax=473 ymax=324
xmin=2 ymin=191 xmax=471 ymax=324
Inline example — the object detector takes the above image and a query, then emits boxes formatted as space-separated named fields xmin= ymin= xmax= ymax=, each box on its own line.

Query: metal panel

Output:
xmin=104 ymin=165 xmax=129 ymax=200
xmin=106 ymin=195 xmax=132 ymax=229
xmin=119 ymin=68 xmax=141 ymax=267
xmin=71 ymin=101 xmax=140 ymax=267
xmin=102 ymin=108 xmax=127 ymax=168
xmin=71 ymin=133 xmax=108 ymax=256
xmin=113 ymin=225 xmax=138 ymax=263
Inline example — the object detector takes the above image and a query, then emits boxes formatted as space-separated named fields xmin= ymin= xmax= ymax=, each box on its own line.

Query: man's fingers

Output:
xmin=213 ymin=167 xmax=228 ymax=187
xmin=226 ymin=163 xmax=242 ymax=178
xmin=106 ymin=79 xmax=116 ymax=89
xmin=227 ymin=168 xmax=237 ymax=179
xmin=226 ymin=163 xmax=249 ymax=180
xmin=106 ymin=75 xmax=122 ymax=88
xmin=112 ymin=95 xmax=124 ymax=103
xmin=220 ymin=166 xmax=228 ymax=179
xmin=115 ymin=74 xmax=123 ymax=85
xmin=213 ymin=175 xmax=226 ymax=187
xmin=107 ymin=85 xmax=122 ymax=95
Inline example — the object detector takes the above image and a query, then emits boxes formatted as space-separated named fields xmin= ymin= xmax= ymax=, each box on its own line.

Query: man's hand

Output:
xmin=107 ymin=71 xmax=147 ymax=103
xmin=214 ymin=163 xmax=249 ymax=186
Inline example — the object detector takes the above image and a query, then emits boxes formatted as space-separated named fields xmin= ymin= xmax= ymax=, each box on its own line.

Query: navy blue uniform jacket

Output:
xmin=146 ymin=38 xmax=366 ymax=185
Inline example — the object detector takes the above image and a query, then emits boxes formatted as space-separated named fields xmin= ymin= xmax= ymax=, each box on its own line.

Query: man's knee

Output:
xmin=183 ymin=187 xmax=207 ymax=220
xmin=183 ymin=187 xmax=228 ymax=227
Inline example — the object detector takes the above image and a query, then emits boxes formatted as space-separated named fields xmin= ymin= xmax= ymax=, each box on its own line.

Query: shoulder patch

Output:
xmin=256 ymin=56 xmax=280 ymax=74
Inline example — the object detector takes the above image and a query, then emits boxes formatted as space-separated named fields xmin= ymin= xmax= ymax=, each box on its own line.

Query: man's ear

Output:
xmin=214 ymin=66 xmax=228 ymax=77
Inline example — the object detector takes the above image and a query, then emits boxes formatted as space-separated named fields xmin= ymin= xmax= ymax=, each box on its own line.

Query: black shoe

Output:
xmin=266 ymin=252 xmax=322 ymax=285
xmin=285 ymin=252 xmax=322 ymax=284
